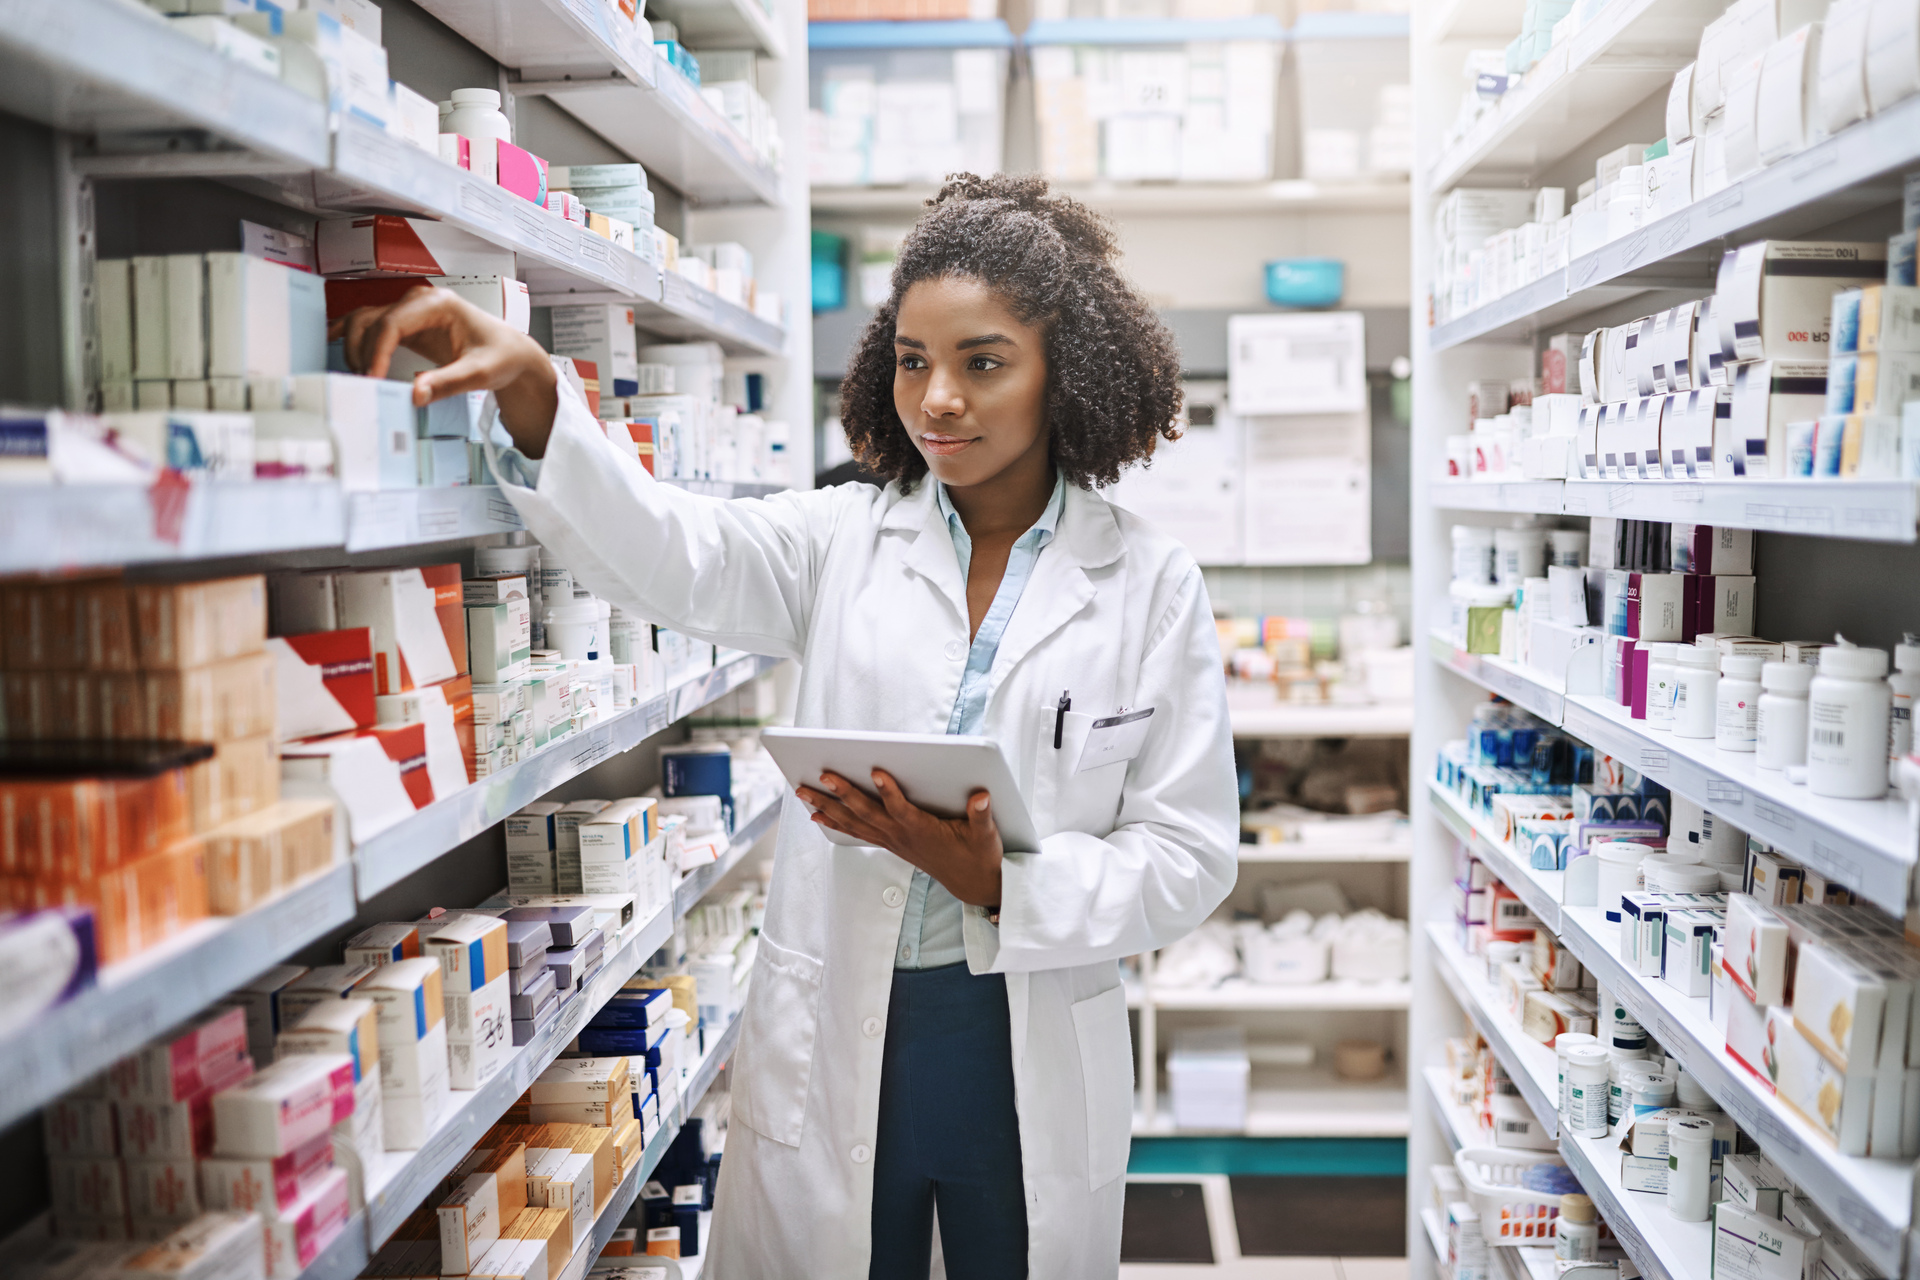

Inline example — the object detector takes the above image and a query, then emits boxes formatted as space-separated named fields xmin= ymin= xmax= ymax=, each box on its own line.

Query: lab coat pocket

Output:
xmin=1071 ymin=984 xmax=1134 ymax=1190
xmin=732 ymin=933 xmax=825 ymax=1148
xmin=1036 ymin=710 xmax=1128 ymax=838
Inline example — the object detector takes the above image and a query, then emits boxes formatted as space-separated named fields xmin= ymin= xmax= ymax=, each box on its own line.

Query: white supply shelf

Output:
xmin=1422 ymin=771 xmax=1916 ymax=1275
xmin=525 ymin=68 xmax=783 ymax=208
xmin=1134 ymin=1076 xmax=1410 ymax=1138
xmin=1559 ymin=693 xmax=1918 ymax=917
xmin=1428 ymin=778 xmax=1565 ymax=935
xmin=1421 ymin=1205 xmax=1449 ymax=1265
xmin=1428 ymin=0 xmax=1727 ymax=192
xmin=1428 ymin=630 xmax=1567 ymax=726
xmin=1426 ymin=632 xmax=1919 ymax=915
xmin=407 ymin=0 xmax=652 ymax=83
xmin=355 ymin=653 xmax=782 ymax=898
xmin=1431 ymin=479 xmax=1920 ymax=543
xmin=1555 ymin=900 xmax=1913 ymax=1274
xmin=0 ymin=0 xmax=330 ymax=167
xmin=1558 ymin=1124 xmax=1710 ymax=1280
xmin=0 ymin=480 xmax=786 ymax=575
xmin=1133 ymin=978 xmax=1413 ymax=1012
xmin=640 ymin=270 xmax=788 ymax=355
xmin=0 ymin=862 xmax=356 ymax=1132
xmin=1423 ymin=1063 xmax=1486 ymax=1151
xmin=1429 ymin=921 xmax=1560 ymax=1137
xmin=1432 ymin=94 xmax=1920 ymax=348
xmin=1226 ymin=688 xmax=1415 ymax=738
xmin=811 ymin=179 xmax=1411 ymax=217
xmin=673 ymin=796 xmax=783 ymax=917
xmin=1238 ymin=839 xmax=1411 ymax=863
xmin=649 ymin=0 xmax=786 ymax=58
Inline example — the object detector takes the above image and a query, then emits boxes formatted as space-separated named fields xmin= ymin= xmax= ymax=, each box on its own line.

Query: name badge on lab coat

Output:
xmin=1076 ymin=708 xmax=1154 ymax=774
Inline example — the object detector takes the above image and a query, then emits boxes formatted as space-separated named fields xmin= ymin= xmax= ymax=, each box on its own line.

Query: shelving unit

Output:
xmin=355 ymin=654 xmax=782 ymax=897
xmin=1133 ymin=979 xmax=1413 ymax=1013
xmin=1225 ymin=686 xmax=1416 ymax=738
xmin=0 ymin=0 xmax=810 ymax=1261
xmin=1136 ymin=1076 xmax=1411 ymax=1138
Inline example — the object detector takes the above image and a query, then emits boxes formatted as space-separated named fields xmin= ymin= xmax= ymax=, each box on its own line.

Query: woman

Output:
xmin=336 ymin=174 xmax=1238 ymax=1279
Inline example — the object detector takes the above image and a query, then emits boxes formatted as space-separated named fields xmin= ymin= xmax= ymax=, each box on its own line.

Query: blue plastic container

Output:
xmin=1264 ymin=257 xmax=1345 ymax=309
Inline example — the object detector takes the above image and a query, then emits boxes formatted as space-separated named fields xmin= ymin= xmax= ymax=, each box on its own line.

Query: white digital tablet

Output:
xmin=760 ymin=727 xmax=1042 ymax=853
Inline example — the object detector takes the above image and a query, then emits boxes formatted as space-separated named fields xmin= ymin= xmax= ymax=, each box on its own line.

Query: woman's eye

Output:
xmin=969 ymin=356 xmax=1002 ymax=371
xmin=897 ymin=354 xmax=925 ymax=370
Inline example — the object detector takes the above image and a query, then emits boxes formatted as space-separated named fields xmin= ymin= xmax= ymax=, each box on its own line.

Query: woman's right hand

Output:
xmin=330 ymin=285 xmax=560 ymax=458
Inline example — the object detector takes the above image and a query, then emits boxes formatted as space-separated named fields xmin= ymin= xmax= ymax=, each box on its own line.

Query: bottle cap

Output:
xmin=1675 ymin=645 xmax=1718 ymax=668
xmin=1559 ymin=1194 xmax=1596 ymax=1222
xmin=1761 ymin=661 xmax=1813 ymax=694
xmin=1820 ymin=635 xmax=1889 ymax=679
xmin=1675 ymin=1071 xmax=1716 ymax=1109
xmin=451 ymin=88 xmax=503 ymax=108
xmin=1721 ymin=654 xmax=1764 ymax=679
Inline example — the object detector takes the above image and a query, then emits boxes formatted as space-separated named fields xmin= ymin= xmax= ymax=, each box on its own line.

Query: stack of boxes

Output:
xmin=0 ymin=574 xmax=338 ymax=967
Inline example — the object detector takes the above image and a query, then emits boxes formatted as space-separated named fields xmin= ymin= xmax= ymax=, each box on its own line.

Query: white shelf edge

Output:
xmin=1430 ymin=479 xmax=1920 ymax=544
xmin=1227 ymin=697 xmax=1416 ymax=738
xmin=0 ymin=862 xmax=357 ymax=1132
xmin=1422 ymin=1063 xmax=1483 ymax=1152
xmin=1421 ymin=1205 xmax=1450 ymax=1265
xmin=354 ymin=654 xmax=782 ymax=898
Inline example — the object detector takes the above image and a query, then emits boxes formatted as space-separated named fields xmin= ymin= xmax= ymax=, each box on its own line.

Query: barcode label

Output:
xmin=1813 ymin=729 xmax=1844 ymax=746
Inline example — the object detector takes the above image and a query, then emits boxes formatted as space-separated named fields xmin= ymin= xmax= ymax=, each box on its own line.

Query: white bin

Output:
xmin=1291 ymin=11 xmax=1410 ymax=180
xmin=808 ymin=20 xmax=1013 ymax=187
xmin=1026 ymin=16 xmax=1283 ymax=183
xmin=1167 ymin=1025 xmax=1251 ymax=1130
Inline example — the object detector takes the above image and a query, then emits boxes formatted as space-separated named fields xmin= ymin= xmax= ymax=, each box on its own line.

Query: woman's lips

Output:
xmin=921 ymin=433 xmax=976 ymax=456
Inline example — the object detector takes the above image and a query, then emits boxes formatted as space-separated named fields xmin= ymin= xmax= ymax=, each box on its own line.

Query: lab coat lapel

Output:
xmin=882 ymin=480 xmax=969 ymax=626
xmin=985 ymin=484 xmax=1125 ymax=702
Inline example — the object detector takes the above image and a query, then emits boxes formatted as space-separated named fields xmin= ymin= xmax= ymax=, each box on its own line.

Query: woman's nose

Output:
xmin=922 ymin=367 xmax=965 ymax=418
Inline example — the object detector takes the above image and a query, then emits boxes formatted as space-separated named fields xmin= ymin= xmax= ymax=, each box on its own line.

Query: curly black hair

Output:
xmin=839 ymin=173 xmax=1183 ymax=492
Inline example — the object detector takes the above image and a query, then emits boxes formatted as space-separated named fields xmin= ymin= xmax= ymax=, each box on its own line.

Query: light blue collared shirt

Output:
xmin=894 ymin=471 xmax=1066 ymax=971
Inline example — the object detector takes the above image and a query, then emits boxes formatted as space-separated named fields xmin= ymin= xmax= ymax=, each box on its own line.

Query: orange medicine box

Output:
xmin=142 ymin=654 xmax=275 ymax=742
xmin=132 ymin=576 xmax=267 ymax=670
xmin=203 ymin=799 xmax=336 ymax=915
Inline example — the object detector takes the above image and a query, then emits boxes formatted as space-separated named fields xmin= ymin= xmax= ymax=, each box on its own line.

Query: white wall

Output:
xmin=1114 ymin=210 xmax=1412 ymax=311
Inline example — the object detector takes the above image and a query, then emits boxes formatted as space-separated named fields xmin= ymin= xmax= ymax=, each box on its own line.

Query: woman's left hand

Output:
xmin=798 ymin=771 xmax=1003 ymax=908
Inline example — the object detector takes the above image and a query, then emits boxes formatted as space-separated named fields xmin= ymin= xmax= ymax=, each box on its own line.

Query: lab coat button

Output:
xmin=863 ymin=1017 xmax=883 ymax=1037
xmin=882 ymin=886 xmax=905 ymax=908
xmin=944 ymin=639 xmax=966 ymax=660
xmin=851 ymin=1144 xmax=873 ymax=1164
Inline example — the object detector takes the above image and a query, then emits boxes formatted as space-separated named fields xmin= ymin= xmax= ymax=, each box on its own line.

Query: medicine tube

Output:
xmin=1666 ymin=1114 xmax=1715 ymax=1221
xmin=1554 ymin=1195 xmax=1599 ymax=1261
xmin=1808 ymin=636 xmax=1892 ymax=800
xmin=1671 ymin=645 xmax=1719 ymax=738
xmin=1715 ymin=654 xmax=1763 ymax=751
xmin=1756 ymin=661 xmax=1812 ymax=771
xmin=1565 ymin=1045 xmax=1611 ymax=1139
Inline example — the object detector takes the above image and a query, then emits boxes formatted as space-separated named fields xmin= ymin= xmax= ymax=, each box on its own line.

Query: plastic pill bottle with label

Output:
xmin=445 ymin=88 xmax=512 ymax=145
xmin=1808 ymin=637 xmax=1892 ymax=799
xmin=1671 ymin=645 xmax=1719 ymax=738
xmin=1555 ymin=1195 xmax=1598 ymax=1261
xmin=1645 ymin=643 xmax=1681 ymax=731
xmin=1548 ymin=529 xmax=1588 ymax=568
xmin=1554 ymin=1031 xmax=1599 ymax=1119
xmin=1666 ymin=1114 xmax=1716 ymax=1221
xmin=1756 ymin=661 xmax=1812 ymax=770
xmin=1565 ymin=1045 xmax=1611 ymax=1138
xmin=1715 ymin=654 xmax=1763 ymax=751
xmin=1890 ymin=634 xmax=1919 ymax=777
xmin=1452 ymin=525 xmax=1495 ymax=584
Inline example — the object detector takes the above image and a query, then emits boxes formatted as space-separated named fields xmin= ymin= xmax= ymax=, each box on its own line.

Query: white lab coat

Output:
xmin=497 ymin=381 xmax=1239 ymax=1278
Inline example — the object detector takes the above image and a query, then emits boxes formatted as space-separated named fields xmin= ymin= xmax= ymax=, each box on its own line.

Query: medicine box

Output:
xmin=1717 ymin=240 xmax=1888 ymax=361
xmin=211 ymin=1052 xmax=355 ymax=1158
xmin=267 ymin=628 xmax=377 ymax=743
xmin=197 ymin=1130 xmax=335 ymax=1214
xmin=342 ymin=922 xmax=421 ymax=968
xmin=1713 ymin=1200 xmax=1817 ymax=1280
xmin=336 ymin=565 xmax=465 ymax=695
xmin=468 ymin=602 xmax=532 ymax=684
xmin=275 ymin=997 xmax=380 ymax=1085
xmin=1793 ymin=941 xmax=1887 ymax=1074
xmin=260 ymin=1165 xmax=350 ymax=1279
xmin=316 ymin=215 xmax=515 ymax=279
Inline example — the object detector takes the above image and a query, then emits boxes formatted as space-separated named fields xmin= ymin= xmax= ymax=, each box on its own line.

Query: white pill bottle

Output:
xmin=1807 ymin=636 xmax=1892 ymax=800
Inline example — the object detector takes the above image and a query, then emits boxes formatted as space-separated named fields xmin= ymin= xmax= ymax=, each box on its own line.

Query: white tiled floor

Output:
xmin=1120 ymin=1259 xmax=1408 ymax=1280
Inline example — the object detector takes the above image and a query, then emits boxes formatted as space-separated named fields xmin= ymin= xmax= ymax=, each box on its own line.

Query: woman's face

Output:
xmin=893 ymin=275 xmax=1050 ymax=489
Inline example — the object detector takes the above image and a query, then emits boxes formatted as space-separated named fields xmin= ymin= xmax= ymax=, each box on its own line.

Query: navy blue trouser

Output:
xmin=868 ymin=962 xmax=1028 ymax=1280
